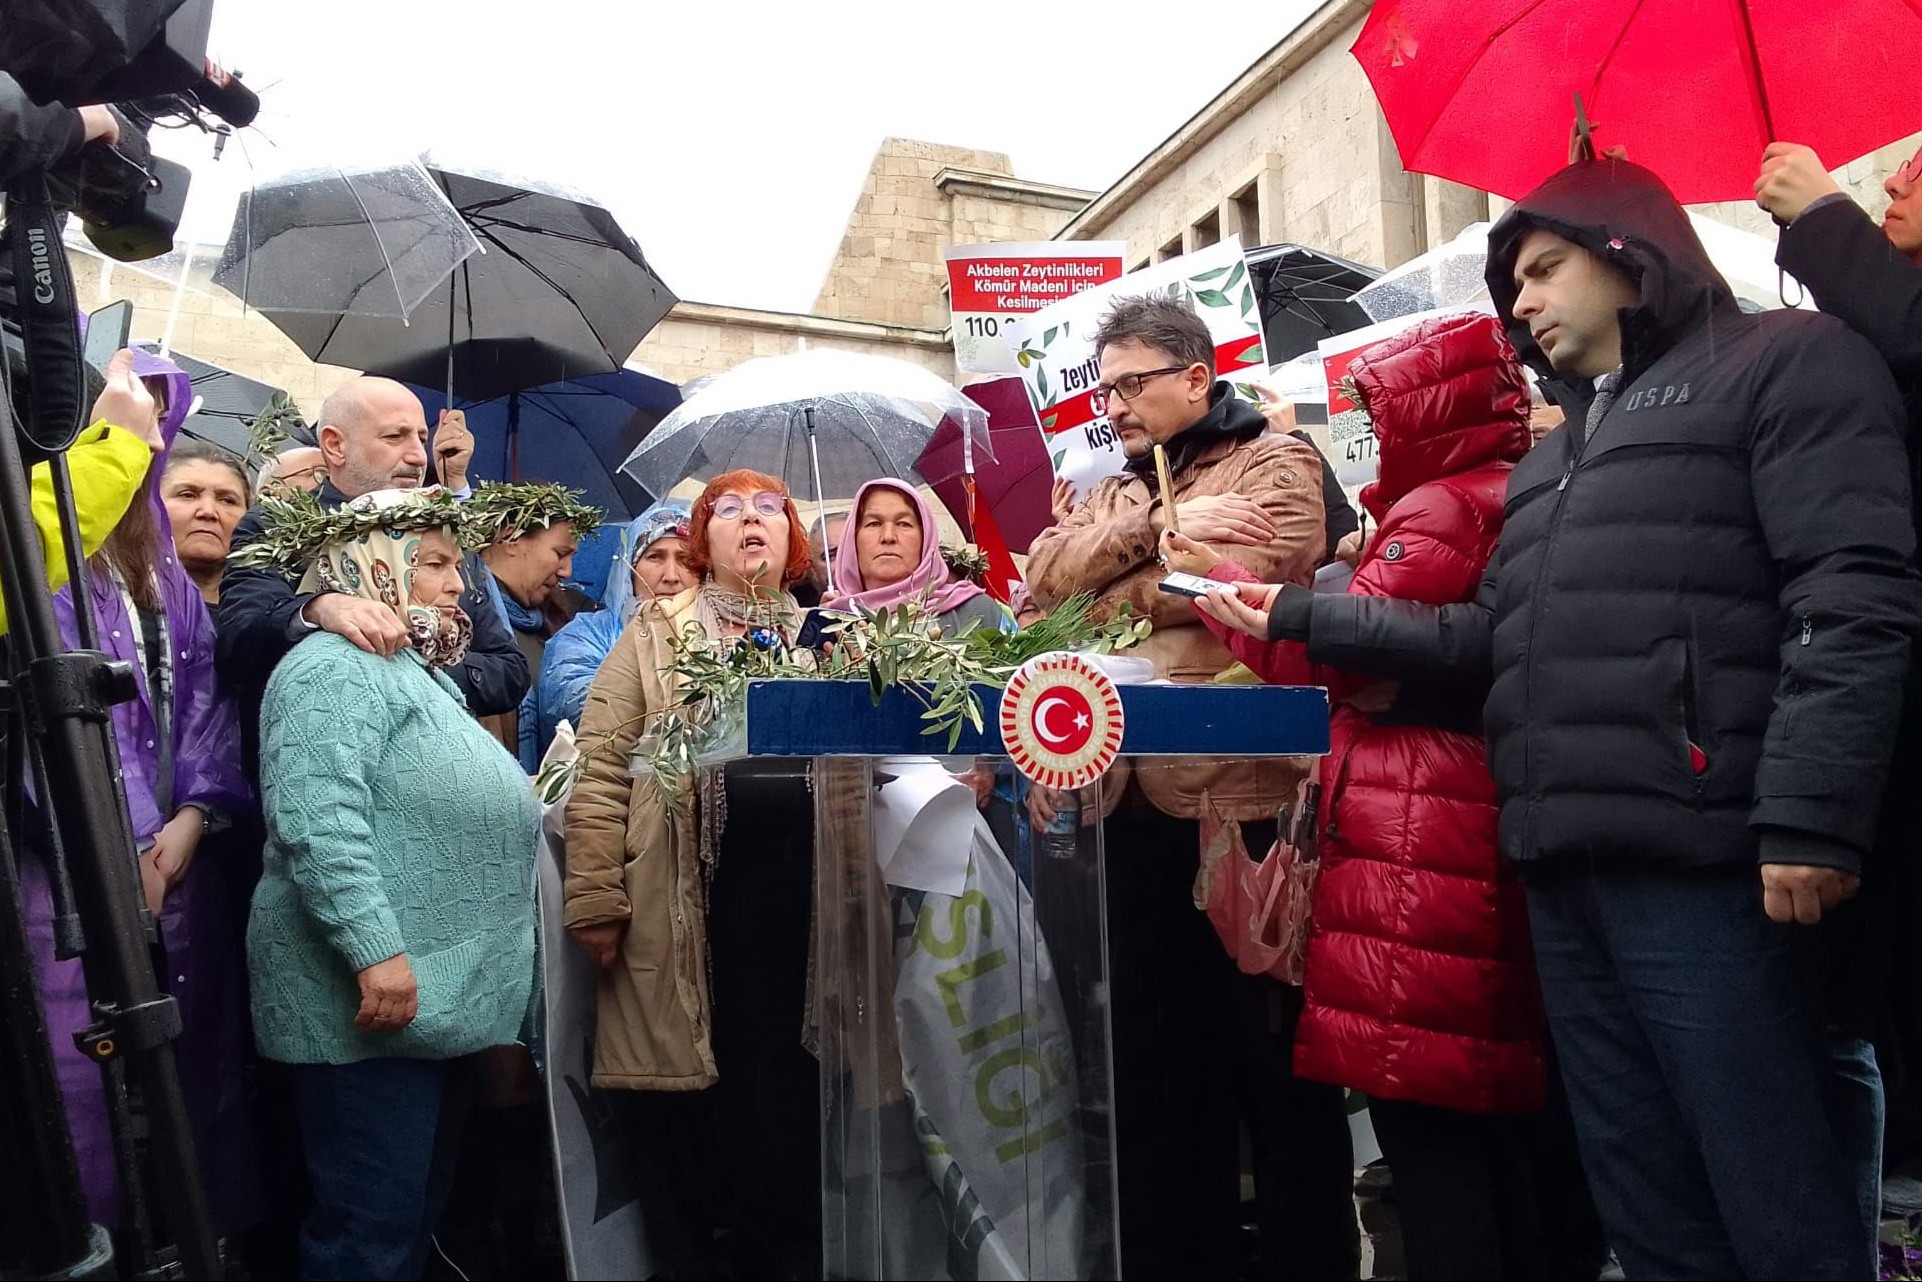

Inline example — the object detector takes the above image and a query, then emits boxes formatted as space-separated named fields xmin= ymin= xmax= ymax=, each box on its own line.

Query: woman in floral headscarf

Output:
xmin=240 ymin=488 xmax=538 ymax=1282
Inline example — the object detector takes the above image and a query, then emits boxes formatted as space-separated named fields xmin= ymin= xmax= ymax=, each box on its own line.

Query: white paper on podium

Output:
xmin=873 ymin=756 xmax=976 ymax=897
xmin=1084 ymin=652 xmax=1156 ymax=684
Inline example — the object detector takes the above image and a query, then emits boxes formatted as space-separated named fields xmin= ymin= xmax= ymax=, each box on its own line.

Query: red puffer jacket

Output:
xmin=1201 ymin=312 xmax=1543 ymax=1114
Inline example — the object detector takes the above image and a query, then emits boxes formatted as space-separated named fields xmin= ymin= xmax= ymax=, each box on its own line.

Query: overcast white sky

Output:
xmin=154 ymin=0 xmax=1324 ymax=314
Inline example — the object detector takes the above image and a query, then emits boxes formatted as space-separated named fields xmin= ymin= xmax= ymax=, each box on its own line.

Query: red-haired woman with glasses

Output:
xmin=563 ymin=468 xmax=822 ymax=1276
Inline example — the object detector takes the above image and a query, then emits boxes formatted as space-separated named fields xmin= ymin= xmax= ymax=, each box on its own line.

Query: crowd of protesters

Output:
xmin=15 ymin=130 xmax=1922 ymax=1282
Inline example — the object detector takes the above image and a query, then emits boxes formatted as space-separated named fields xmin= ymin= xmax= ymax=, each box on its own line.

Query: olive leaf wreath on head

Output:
xmin=465 ymin=481 xmax=604 ymax=544
xmin=227 ymin=487 xmax=484 ymax=576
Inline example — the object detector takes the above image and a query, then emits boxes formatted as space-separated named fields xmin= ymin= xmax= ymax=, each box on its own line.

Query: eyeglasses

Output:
xmin=1090 ymin=366 xmax=1191 ymax=413
xmin=1899 ymin=146 xmax=1922 ymax=187
xmin=710 ymin=491 xmax=786 ymax=521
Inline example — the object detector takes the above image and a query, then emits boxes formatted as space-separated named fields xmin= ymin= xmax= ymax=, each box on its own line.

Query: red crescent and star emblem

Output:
xmin=999 ymin=653 xmax=1125 ymax=789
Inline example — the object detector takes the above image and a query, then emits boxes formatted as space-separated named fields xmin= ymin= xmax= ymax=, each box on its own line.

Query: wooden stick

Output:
xmin=1153 ymin=443 xmax=1178 ymax=534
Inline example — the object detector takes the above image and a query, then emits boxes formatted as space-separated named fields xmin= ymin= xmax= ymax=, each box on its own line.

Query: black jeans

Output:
xmin=1526 ymin=864 xmax=1869 ymax=1280
xmin=1367 ymin=1092 xmax=1604 ymax=1281
xmin=1103 ymin=804 xmax=1357 ymax=1281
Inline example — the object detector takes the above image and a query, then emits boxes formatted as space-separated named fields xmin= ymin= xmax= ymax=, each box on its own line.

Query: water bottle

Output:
xmin=1038 ymin=786 xmax=1080 ymax=861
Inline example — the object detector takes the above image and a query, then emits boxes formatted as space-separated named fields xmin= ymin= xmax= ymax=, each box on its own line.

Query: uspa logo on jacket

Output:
xmin=1622 ymin=382 xmax=1692 ymax=411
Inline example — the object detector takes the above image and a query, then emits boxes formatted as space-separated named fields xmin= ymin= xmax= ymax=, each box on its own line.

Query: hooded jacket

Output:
xmin=1199 ymin=313 xmax=1544 ymax=1113
xmin=1275 ymin=161 xmax=1918 ymax=876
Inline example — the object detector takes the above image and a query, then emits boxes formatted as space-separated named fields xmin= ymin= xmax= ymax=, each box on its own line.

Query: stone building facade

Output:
xmin=63 ymin=0 xmax=1922 ymax=423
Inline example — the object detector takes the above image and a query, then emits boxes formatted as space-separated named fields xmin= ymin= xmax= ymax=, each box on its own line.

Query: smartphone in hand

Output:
xmin=83 ymin=300 xmax=133 ymax=377
xmin=1157 ymin=571 xmax=1219 ymax=599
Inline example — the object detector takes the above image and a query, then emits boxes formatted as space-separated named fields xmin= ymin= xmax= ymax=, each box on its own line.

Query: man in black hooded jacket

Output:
xmin=1213 ymin=158 xmax=1918 ymax=1279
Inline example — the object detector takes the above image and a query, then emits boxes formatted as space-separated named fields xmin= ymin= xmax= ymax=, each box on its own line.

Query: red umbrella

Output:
xmin=915 ymin=377 xmax=1055 ymax=556
xmin=1354 ymin=0 xmax=1922 ymax=205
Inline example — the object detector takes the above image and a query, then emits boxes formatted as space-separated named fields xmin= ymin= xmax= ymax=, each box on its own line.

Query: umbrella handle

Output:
xmin=1571 ymin=92 xmax=1596 ymax=164
xmin=804 ymin=403 xmax=834 ymax=579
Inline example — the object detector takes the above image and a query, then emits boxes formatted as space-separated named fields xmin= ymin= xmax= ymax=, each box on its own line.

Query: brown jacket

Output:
xmin=560 ymin=590 xmax=903 ymax=1101
xmin=562 ymin=588 xmax=715 ymax=1090
xmin=1028 ymin=426 xmax=1325 ymax=819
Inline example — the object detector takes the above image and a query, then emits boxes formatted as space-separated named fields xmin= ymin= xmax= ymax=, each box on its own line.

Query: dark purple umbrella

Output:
xmin=915 ymin=376 xmax=1053 ymax=555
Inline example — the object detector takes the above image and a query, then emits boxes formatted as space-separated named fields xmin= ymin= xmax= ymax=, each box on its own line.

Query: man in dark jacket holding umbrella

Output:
xmin=216 ymin=376 xmax=530 ymax=776
xmin=1231 ymin=158 xmax=1916 ymax=1278
xmin=1758 ymin=142 xmax=1922 ymax=1216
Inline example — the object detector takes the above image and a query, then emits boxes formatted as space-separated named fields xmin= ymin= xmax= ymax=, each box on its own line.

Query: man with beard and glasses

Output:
xmin=1026 ymin=294 xmax=1346 ymax=1279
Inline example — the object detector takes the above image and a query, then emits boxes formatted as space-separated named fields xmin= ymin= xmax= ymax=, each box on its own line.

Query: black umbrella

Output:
xmin=1246 ymin=243 xmax=1381 ymax=363
xmin=258 ymin=159 xmax=678 ymax=402
xmin=137 ymin=342 xmax=314 ymax=460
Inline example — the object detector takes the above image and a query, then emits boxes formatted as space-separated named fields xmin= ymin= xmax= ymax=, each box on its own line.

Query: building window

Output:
xmin=1191 ymin=210 xmax=1220 ymax=250
xmin=1234 ymin=183 xmax=1261 ymax=247
xmin=1130 ymin=258 xmax=1151 ymax=274
xmin=1155 ymin=235 xmax=1183 ymax=263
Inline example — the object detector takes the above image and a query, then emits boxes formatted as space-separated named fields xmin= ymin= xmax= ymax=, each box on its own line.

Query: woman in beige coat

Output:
xmin=563 ymin=467 xmax=819 ymax=1277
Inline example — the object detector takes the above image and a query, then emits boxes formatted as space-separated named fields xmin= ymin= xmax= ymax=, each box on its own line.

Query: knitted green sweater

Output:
xmin=249 ymin=633 xmax=538 ymax=1065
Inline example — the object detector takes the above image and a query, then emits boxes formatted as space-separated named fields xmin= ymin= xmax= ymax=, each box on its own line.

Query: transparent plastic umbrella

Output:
xmin=1348 ymin=217 xmax=1811 ymax=324
xmin=212 ymin=157 xmax=481 ymax=319
xmin=620 ymin=349 xmax=993 ymax=504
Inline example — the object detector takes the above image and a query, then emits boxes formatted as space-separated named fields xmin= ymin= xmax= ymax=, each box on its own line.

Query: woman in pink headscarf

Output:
xmin=823 ymin=478 xmax=1008 ymax=637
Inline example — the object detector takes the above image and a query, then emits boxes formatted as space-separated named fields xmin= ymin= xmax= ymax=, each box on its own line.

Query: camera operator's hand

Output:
xmin=92 ymin=348 xmax=162 ymax=451
xmin=303 ymin=592 xmax=409 ymax=657
xmin=433 ymin=409 xmax=473 ymax=492
xmin=78 ymin=105 xmax=119 ymax=148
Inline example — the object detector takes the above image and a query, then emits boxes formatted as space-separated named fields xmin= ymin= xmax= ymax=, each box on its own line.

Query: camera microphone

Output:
xmin=191 ymin=58 xmax=256 ymax=128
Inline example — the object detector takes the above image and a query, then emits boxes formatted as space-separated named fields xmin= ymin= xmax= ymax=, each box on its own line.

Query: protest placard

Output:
xmin=943 ymin=242 xmax=1125 ymax=375
xmin=1003 ymin=239 xmax=1267 ymax=500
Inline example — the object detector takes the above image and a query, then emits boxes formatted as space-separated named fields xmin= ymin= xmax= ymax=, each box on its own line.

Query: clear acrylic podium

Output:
xmin=741 ymin=678 xmax=1331 ymax=1281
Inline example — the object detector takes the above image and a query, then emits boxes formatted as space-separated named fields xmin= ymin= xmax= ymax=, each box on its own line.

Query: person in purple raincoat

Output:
xmin=21 ymin=346 xmax=259 ymax=1237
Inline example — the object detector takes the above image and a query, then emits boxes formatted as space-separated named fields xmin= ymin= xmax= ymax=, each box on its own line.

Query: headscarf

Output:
xmin=826 ymin=478 xmax=986 ymax=616
xmin=124 ymin=346 xmax=196 ymax=560
xmin=604 ymin=498 xmax=691 ymax=625
xmin=295 ymin=488 xmax=474 ymax=668
xmin=128 ymin=346 xmax=193 ymax=447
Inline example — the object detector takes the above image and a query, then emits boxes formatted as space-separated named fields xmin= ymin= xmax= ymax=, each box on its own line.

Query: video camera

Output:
xmin=0 ymin=3 xmax=243 ymax=1278
xmin=2 ymin=0 xmax=259 ymax=460
xmin=5 ymin=0 xmax=260 ymax=265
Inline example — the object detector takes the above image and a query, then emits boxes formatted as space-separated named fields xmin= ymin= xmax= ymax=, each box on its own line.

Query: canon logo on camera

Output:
xmin=25 ymin=224 xmax=55 ymax=304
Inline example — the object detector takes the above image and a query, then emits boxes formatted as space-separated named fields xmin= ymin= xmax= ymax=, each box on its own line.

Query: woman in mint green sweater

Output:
xmin=240 ymin=488 xmax=538 ymax=1282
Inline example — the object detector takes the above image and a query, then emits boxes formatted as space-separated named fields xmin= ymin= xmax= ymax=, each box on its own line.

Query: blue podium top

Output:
xmin=743 ymin=679 xmax=1330 ymax=758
